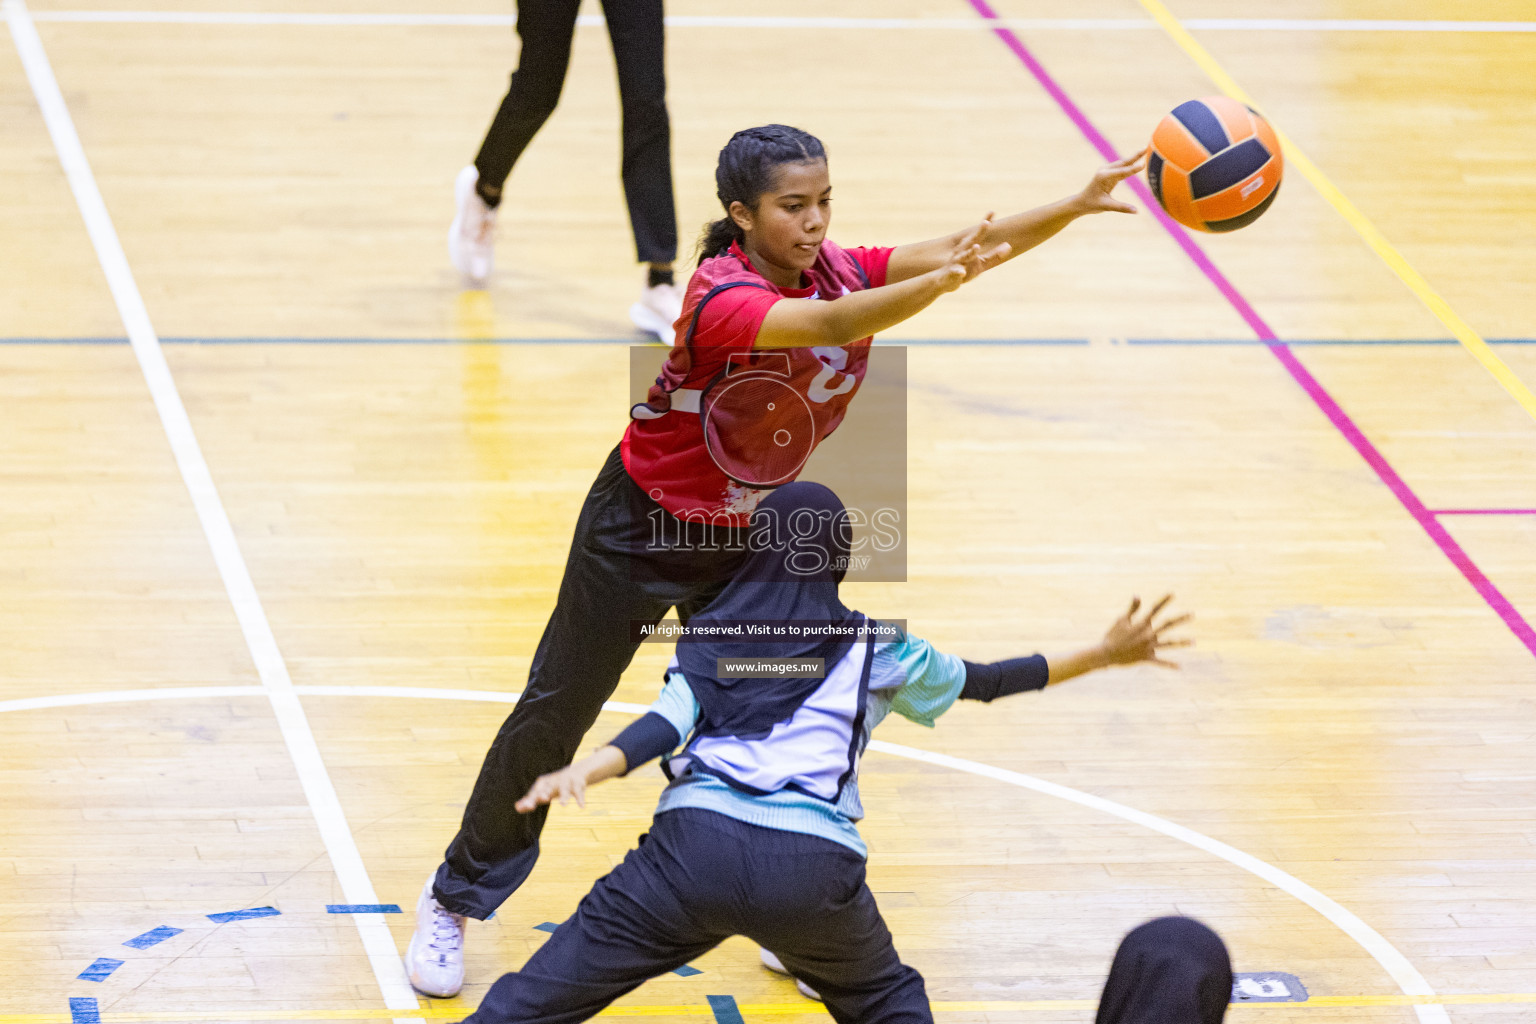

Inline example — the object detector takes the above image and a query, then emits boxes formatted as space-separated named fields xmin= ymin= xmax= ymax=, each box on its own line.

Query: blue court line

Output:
xmin=326 ymin=904 xmax=401 ymax=914
xmin=207 ymin=907 xmax=280 ymax=924
xmin=706 ymin=995 xmax=744 ymax=1024
xmin=68 ymin=998 xmax=100 ymax=1024
xmin=76 ymin=959 xmax=123 ymax=982
xmin=0 ymin=335 xmax=1085 ymax=346
xmin=2 ymin=335 xmax=1531 ymax=346
xmin=1127 ymin=337 xmax=1536 ymax=346
xmin=533 ymin=924 xmax=702 ymax=976
xmin=121 ymin=926 xmax=182 ymax=949
xmin=888 ymin=338 xmax=1087 ymax=345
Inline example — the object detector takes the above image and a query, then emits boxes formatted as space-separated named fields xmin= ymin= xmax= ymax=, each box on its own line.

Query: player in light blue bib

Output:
xmin=461 ymin=482 xmax=1189 ymax=1024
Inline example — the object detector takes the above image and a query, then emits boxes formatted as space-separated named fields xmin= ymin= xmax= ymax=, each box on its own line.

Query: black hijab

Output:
xmin=1095 ymin=917 xmax=1232 ymax=1024
xmin=676 ymin=481 xmax=862 ymax=739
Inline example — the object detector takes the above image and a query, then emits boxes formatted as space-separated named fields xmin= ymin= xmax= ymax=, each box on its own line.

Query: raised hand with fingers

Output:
xmin=1101 ymin=594 xmax=1193 ymax=668
xmin=1075 ymin=148 xmax=1150 ymax=216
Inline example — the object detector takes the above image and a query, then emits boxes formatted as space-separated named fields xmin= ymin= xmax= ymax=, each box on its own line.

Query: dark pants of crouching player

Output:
xmin=463 ymin=809 xmax=932 ymax=1024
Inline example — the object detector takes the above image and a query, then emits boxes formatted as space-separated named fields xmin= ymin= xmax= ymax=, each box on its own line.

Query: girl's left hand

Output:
xmin=937 ymin=214 xmax=1013 ymax=291
xmin=1100 ymin=594 xmax=1192 ymax=668
xmin=1075 ymin=148 xmax=1149 ymax=215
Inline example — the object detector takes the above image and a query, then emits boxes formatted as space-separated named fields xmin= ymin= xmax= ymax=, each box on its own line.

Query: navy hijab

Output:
xmin=676 ymin=481 xmax=862 ymax=739
xmin=1095 ymin=917 xmax=1232 ymax=1024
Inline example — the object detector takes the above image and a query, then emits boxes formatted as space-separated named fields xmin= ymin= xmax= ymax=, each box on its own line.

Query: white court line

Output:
xmin=0 ymin=685 xmax=266 ymax=714
xmin=26 ymin=11 xmax=1141 ymax=27
xmin=3 ymin=683 xmax=1447 ymax=1008
xmin=25 ymin=10 xmax=1536 ymax=32
xmin=0 ymin=2 xmax=420 ymax=1019
xmin=870 ymin=740 xmax=1450 ymax=1024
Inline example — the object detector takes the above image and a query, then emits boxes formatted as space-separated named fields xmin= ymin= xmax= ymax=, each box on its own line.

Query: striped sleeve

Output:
xmin=869 ymin=627 xmax=967 ymax=728
xmin=649 ymin=670 xmax=701 ymax=740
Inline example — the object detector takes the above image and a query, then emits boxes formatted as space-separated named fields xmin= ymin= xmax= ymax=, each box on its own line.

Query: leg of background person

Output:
xmin=473 ymin=0 xmax=583 ymax=207
xmin=600 ymin=0 xmax=676 ymax=267
xmin=463 ymin=818 xmax=728 ymax=1024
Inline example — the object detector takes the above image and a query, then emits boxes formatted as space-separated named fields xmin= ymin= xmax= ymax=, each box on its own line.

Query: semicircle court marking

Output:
xmin=5 ymin=683 xmax=1440 ymax=1015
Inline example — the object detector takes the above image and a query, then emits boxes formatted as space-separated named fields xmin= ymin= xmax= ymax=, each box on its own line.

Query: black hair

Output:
xmin=695 ymin=125 xmax=828 ymax=262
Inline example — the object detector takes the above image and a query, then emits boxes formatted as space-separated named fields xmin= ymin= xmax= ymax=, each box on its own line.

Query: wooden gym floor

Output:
xmin=2 ymin=2 xmax=1534 ymax=1023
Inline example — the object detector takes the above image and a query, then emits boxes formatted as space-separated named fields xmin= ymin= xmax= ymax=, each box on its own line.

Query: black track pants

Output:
xmin=433 ymin=448 xmax=744 ymax=918
xmin=473 ymin=0 xmax=677 ymax=264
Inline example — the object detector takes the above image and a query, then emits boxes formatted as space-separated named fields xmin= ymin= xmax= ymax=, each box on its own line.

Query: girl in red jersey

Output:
xmin=406 ymin=124 xmax=1149 ymax=998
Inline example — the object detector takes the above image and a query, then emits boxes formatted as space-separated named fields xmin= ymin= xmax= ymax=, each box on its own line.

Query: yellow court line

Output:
xmin=11 ymin=993 xmax=1536 ymax=1022
xmin=1135 ymin=0 xmax=1536 ymax=424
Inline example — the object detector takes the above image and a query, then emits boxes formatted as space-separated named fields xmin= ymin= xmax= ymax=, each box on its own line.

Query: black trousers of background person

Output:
xmin=432 ymin=447 xmax=746 ymax=920
xmin=463 ymin=809 xmax=933 ymax=1024
xmin=474 ymin=0 xmax=677 ymax=265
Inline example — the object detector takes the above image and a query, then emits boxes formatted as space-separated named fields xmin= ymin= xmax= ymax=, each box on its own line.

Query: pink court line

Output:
xmin=965 ymin=0 xmax=1536 ymax=659
xmin=1431 ymin=509 xmax=1536 ymax=516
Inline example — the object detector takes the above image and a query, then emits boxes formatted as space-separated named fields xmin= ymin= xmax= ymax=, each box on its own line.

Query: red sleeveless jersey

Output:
xmin=622 ymin=240 xmax=892 ymax=525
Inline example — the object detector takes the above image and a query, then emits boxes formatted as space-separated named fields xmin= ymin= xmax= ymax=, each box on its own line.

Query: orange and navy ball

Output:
xmin=1148 ymin=97 xmax=1282 ymax=233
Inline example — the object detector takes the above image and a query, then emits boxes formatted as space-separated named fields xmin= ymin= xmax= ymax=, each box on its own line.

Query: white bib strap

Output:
xmin=630 ymin=387 xmax=702 ymax=420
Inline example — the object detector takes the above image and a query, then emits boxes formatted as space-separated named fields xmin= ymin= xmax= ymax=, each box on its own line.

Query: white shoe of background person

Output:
xmin=405 ymin=876 xmax=467 ymax=998
xmin=629 ymin=277 xmax=683 ymax=343
xmin=759 ymin=947 xmax=823 ymax=1002
xmin=448 ymin=165 xmax=497 ymax=287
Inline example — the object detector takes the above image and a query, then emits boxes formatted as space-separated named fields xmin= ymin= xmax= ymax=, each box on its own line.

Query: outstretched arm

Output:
xmin=884 ymin=149 xmax=1149 ymax=284
xmin=754 ymin=220 xmax=1009 ymax=349
xmin=515 ymin=692 xmax=693 ymax=813
xmin=962 ymin=594 xmax=1190 ymax=702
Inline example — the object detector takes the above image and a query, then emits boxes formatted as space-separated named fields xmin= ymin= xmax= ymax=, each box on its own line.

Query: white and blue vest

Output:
xmin=665 ymin=620 xmax=877 ymax=803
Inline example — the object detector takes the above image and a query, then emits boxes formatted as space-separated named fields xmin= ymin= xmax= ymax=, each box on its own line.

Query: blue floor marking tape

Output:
xmin=533 ymin=924 xmax=702 ymax=977
xmin=207 ymin=907 xmax=281 ymax=924
xmin=1233 ymin=972 xmax=1309 ymax=1002
xmin=121 ymin=926 xmax=181 ymax=949
xmin=76 ymin=959 xmax=123 ymax=982
xmin=326 ymin=904 xmax=401 ymax=914
xmin=68 ymin=998 xmax=100 ymax=1024
xmin=706 ymin=995 xmax=744 ymax=1024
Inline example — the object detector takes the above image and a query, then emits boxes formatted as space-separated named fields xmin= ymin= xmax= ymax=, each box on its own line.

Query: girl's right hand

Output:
xmin=1074 ymin=149 xmax=1149 ymax=215
xmin=937 ymin=214 xmax=1012 ymax=292
xmin=516 ymin=766 xmax=589 ymax=813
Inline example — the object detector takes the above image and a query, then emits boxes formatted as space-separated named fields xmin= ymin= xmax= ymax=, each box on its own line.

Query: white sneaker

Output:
xmin=629 ymin=279 xmax=683 ymax=343
xmin=406 ymin=877 xmax=466 ymax=998
xmin=759 ymin=947 xmax=822 ymax=1002
xmin=448 ymin=165 xmax=497 ymax=286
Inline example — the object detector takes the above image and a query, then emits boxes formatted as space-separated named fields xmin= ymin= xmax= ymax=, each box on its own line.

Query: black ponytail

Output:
xmin=695 ymin=124 xmax=827 ymax=263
